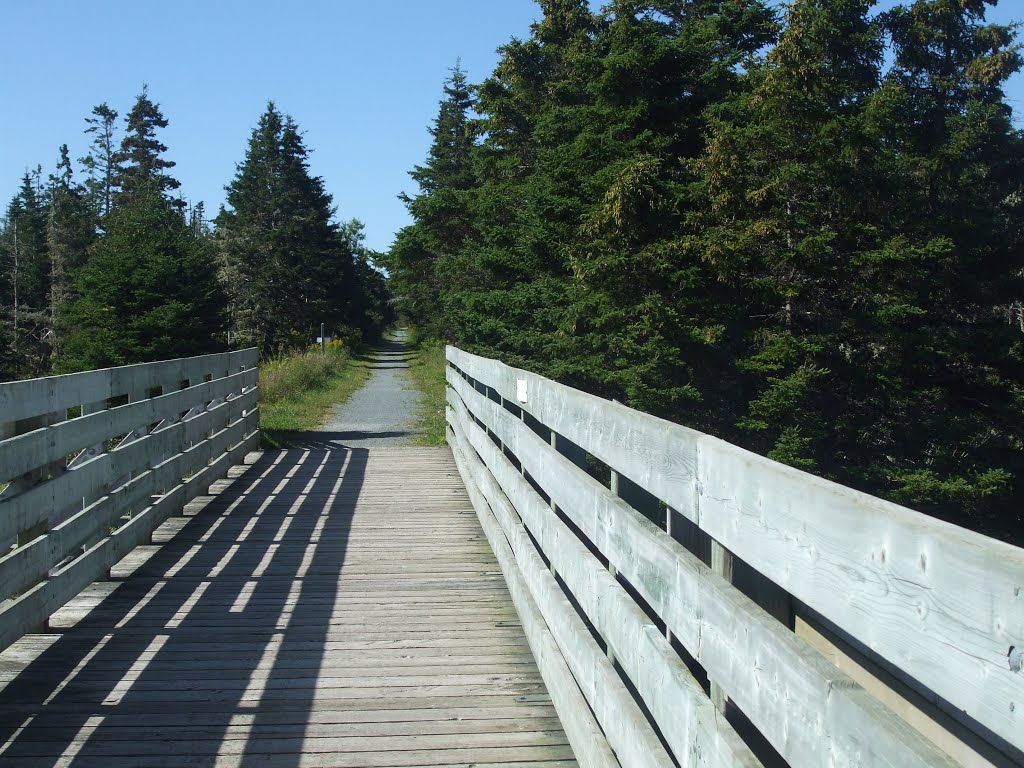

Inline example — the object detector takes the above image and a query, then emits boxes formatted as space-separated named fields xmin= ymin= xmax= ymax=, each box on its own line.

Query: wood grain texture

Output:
xmin=448 ymin=424 xmax=620 ymax=768
xmin=448 ymin=345 xmax=1024 ymax=760
xmin=450 ymin=373 xmax=959 ymax=768
xmin=449 ymin=400 xmax=712 ymax=768
xmin=0 ymin=348 xmax=257 ymax=425
xmin=0 ymin=352 xmax=259 ymax=657
xmin=0 ymin=447 xmax=577 ymax=768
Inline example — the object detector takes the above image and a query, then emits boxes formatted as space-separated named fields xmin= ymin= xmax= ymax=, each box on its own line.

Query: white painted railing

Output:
xmin=446 ymin=345 xmax=1024 ymax=768
xmin=0 ymin=349 xmax=259 ymax=652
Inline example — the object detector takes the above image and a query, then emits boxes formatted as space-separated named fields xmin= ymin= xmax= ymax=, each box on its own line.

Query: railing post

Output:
xmin=608 ymin=464 xmax=621 ymax=668
xmin=710 ymin=539 xmax=734 ymax=714
xmin=2 ymin=411 xmax=62 ymax=632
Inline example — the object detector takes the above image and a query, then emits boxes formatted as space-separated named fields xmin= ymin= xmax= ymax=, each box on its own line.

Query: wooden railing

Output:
xmin=0 ymin=349 xmax=259 ymax=652
xmin=446 ymin=345 xmax=1024 ymax=768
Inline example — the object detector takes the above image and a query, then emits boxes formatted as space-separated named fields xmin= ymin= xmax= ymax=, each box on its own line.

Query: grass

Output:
xmin=406 ymin=341 xmax=448 ymax=446
xmin=258 ymin=346 xmax=373 ymax=448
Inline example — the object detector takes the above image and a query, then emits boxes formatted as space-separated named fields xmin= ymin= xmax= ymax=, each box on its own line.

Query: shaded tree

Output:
xmin=78 ymin=103 xmax=119 ymax=219
xmin=60 ymin=184 xmax=225 ymax=371
xmin=217 ymin=102 xmax=371 ymax=356
xmin=113 ymin=86 xmax=183 ymax=209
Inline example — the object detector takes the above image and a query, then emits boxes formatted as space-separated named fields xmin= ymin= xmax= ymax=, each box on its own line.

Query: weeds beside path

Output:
xmin=258 ymin=347 xmax=373 ymax=448
xmin=406 ymin=342 xmax=447 ymax=446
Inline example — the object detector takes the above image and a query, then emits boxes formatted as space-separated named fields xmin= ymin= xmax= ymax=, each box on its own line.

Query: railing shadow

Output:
xmin=355 ymin=337 xmax=414 ymax=370
xmin=0 ymin=448 xmax=363 ymax=767
xmin=272 ymin=431 xmax=416 ymax=450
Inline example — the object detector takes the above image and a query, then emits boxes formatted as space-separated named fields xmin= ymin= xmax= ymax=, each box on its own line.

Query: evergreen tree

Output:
xmin=564 ymin=0 xmax=777 ymax=414
xmin=217 ymin=102 xmax=359 ymax=356
xmin=695 ymin=0 xmax=884 ymax=464
xmin=47 ymin=145 xmax=95 ymax=360
xmin=457 ymin=0 xmax=603 ymax=366
xmin=79 ymin=103 xmax=119 ymax=219
xmin=855 ymin=0 xmax=1024 ymax=527
xmin=113 ymin=86 xmax=183 ymax=209
xmin=60 ymin=184 xmax=225 ymax=370
xmin=1 ymin=168 xmax=51 ymax=375
xmin=388 ymin=63 xmax=479 ymax=338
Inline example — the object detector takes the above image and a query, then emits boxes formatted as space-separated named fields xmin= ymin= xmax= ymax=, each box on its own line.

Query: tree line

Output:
xmin=0 ymin=88 xmax=390 ymax=379
xmin=384 ymin=0 xmax=1024 ymax=539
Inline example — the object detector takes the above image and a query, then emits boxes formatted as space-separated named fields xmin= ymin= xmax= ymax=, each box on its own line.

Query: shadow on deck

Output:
xmin=0 ymin=448 xmax=571 ymax=767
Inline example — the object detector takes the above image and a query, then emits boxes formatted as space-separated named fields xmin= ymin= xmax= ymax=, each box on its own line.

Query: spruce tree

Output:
xmin=217 ymin=103 xmax=356 ymax=356
xmin=113 ymin=86 xmax=183 ymax=209
xmin=47 ymin=145 xmax=95 ymax=360
xmin=857 ymin=0 xmax=1024 ymax=527
xmin=388 ymin=63 xmax=479 ymax=338
xmin=1 ymin=169 xmax=51 ymax=375
xmin=694 ymin=0 xmax=883 ymax=465
xmin=79 ymin=103 xmax=119 ymax=219
xmin=60 ymin=184 xmax=225 ymax=370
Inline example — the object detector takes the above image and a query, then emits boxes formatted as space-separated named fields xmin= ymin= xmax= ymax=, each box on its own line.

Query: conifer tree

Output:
xmin=388 ymin=63 xmax=479 ymax=338
xmin=855 ymin=0 xmax=1024 ymax=525
xmin=60 ymin=184 xmax=225 ymax=370
xmin=1 ymin=168 xmax=51 ymax=375
xmin=217 ymin=103 xmax=358 ymax=356
xmin=47 ymin=145 xmax=95 ymax=360
xmin=695 ymin=0 xmax=883 ymax=464
xmin=79 ymin=103 xmax=119 ymax=219
xmin=113 ymin=86 xmax=183 ymax=209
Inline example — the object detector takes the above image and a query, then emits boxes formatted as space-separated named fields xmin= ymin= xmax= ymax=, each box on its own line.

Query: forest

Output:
xmin=2 ymin=0 xmax=1022 ymax=541
xmin=384 ymin=0 xmax=1024 ymax=539
xmin=0 ymin=88 xmax=391 ymax=379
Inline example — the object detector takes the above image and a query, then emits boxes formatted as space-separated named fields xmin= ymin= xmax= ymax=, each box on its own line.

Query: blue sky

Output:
xmin=1 ymin=0 xmax=1021 ymax=254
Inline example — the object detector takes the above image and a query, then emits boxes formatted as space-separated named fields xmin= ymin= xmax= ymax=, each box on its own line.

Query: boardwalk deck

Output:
xmin=0 ymin=447 xmax=575 ymax=768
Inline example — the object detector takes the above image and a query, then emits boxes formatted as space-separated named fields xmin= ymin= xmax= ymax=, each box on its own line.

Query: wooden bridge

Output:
xmin=0 ymin=347 xmax=1022 ymax=767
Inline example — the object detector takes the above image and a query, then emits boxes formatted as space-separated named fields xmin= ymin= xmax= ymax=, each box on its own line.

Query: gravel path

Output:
xmin=285 ymin=331 xmax=424 ymax=449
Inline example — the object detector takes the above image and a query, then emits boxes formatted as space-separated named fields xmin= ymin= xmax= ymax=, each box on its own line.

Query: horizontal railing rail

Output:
xmin=446 ymin=345 xmax=1024 ymax=768
xmin=0 ymin=349 xmax=260 ymax=652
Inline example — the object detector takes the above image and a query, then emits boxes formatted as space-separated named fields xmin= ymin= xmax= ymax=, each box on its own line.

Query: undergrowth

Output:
xmin=406 ymin=340 xmax=447 ymax=446
xmin=259 ymin=346 xmax=372 ymax=448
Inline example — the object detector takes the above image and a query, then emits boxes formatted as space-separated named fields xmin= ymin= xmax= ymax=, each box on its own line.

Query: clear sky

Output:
xmin=1 ymin=0 xmax=1021 ymax=255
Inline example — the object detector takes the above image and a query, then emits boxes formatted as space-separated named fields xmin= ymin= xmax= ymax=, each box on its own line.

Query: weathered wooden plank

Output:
xmin=0 ymin=393 xmax=260 ymax=596
xmin=449 ymin=427 xmax=617 ymax=768
xmin=0 ymin=444 xmax=576 ymax=768
xmin=450 ymin=421 xmax=677 ymax=768
xmin=1 ymin=746 xmax=577 ymax=768
xmin=451 ymin=390 xmax=755 ymax=768
xmin=0 ymin=387 xmax=258 ymax=545
xmin=0 ymin=367 xmax=256 ymax=483
xmin=0 ymin=412 xmax=259 ymax=653
xmin=697 ymin=436 xmax=1024 ymax=756
xmin=0 ymin=348 xmax=257 ymax=424
xmin=450 ymin=366 xmax=959 ymax=768
xmin=449 ymin=345 xmax=1024 ymax=759
xmin=0 ymin=704 xmax=559 ymax=729
xmin=6 ymin=716 xmax=568 ymax=743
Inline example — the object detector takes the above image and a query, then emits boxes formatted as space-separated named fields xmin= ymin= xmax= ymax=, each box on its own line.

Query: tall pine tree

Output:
xmin=217 ymin=102 xmax=363 ymax=356
xmin=79 ymin=103 xmax=119 ymax=220
xmin=47 ymin=145 xmax=95 ymax=360
xmin=388 ymin=63 xmax=479 ymax=339
xmin=113 ymin=86 xmax=183 ymax=209
xmin=60 ymin=184 xmax=225 ymax=370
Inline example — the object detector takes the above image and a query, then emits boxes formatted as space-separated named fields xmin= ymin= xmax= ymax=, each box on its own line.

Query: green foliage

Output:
xmin=78 ymin=103 xmax=120 ymax=219
xmin=59 ymin=185 xmax=225 ymax=371
xmin=388 ymin=0 xmax=1024 ymax=541
xmin=217 ymin=102 xmax=391 ymax=357
xmin=406 ymin=340 xmax=449 ymax=445
xmin=114 ymin=86 xmax=183 ymax=209
xmin=258 ymin=345 xmax=372 ymax=448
